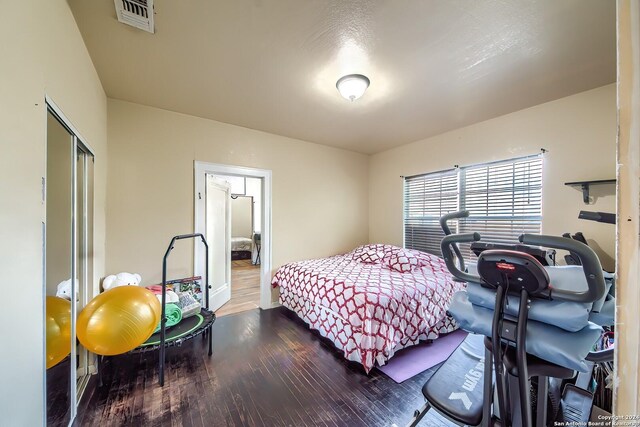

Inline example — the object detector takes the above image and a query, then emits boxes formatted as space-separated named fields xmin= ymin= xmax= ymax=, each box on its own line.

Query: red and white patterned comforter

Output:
xmin=272 ymin=244 xmax=464 ymax=372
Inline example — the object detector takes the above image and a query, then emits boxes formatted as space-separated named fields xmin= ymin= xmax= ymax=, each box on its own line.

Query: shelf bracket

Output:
xmin=564 ymin=179 xmax=616 ymax=205
xmin=580 ymin=184 xmax=591 ymax=204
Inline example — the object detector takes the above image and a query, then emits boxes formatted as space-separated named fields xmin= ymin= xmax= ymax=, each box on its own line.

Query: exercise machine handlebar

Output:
xmin=439 ymin=210 xmax=469 ymax=272
xmin=439 ymin=210 xmax=470 ymax=234
xmin=441 ymin=232 xmax=482 ymax=284
xmin=519 ymin=234 xmax=606 ymax=304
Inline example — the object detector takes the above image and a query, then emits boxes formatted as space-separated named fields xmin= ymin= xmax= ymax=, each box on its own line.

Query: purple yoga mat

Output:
xmin=377 ymin=329 xmax=468 ymax=383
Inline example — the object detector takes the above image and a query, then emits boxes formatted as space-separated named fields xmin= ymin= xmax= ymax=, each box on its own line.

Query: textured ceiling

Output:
xmin=69 ymin=0 xmax=616 ymax=154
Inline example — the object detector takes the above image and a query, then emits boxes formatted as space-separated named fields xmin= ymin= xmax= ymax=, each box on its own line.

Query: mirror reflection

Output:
xmin=46 ymin=110 xmax=95 ymax=426
xmin=45 ymin=112 xmax=73 ymax=426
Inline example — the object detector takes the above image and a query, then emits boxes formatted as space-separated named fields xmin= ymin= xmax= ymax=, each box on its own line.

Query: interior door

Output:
xmin=205 ymin=175 xmax=232 ymax=311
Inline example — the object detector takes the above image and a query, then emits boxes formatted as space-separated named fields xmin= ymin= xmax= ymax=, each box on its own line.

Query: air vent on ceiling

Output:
xmin=114 ymin=0 xmax=154 ymax=33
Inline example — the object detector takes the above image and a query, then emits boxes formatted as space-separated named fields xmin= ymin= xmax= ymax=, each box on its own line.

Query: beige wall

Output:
xmin=246 ymin=177 xmax=262 ymax=233
xmin=106 ymin=99 xmax=369 ymax=286
xmin=370 ymin=84 xmax=616 ymax=271
xmin=231 ymin=196 xmax=253 ymax=238
xmin=0 ymin=1 xmax=107 ymax=425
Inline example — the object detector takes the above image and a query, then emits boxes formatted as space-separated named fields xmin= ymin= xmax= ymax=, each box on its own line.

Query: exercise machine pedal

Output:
xmin=556 ymin=384 xmax=594 ymax=424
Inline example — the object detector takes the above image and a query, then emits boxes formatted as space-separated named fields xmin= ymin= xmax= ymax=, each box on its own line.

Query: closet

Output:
xmin=45 ymin=104 xmax=94 ymax=426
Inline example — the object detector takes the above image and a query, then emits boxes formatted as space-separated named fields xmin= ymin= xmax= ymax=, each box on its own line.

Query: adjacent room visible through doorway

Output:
xmin=194 ymin=162 xmax=272 ymax=317
xmin=210 ymin=174 xmax=262 ymax=317
xmin=218 ymin=258 xmax=260 ymax=317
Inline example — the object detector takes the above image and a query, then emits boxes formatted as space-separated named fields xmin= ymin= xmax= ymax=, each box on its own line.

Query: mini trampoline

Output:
xmin=131 ymin=308 xmax=216 ymax=353
xmin=98 ymin=233 xmax=215 ymax=387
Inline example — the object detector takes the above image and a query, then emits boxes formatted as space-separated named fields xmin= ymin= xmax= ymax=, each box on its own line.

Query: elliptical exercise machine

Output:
xmin=406 ymin=211 xmax=614 ymax=427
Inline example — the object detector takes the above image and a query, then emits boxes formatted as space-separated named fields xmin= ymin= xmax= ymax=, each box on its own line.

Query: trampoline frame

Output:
xmin=157 ymin=233 xmax=213 ymax=385
xmin=96 ymin=233 xmax=215 ymax=387
xmin=133 ymin=308 xmax=215 ymax=351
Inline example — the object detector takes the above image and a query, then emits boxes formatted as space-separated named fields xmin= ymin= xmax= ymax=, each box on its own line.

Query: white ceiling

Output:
xmin=69 ymin=0 xmax=616 ymax=154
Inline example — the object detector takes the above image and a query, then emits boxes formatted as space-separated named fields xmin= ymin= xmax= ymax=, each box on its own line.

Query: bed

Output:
xmin=271 ymin=244 xmax=463 ymax=372
xmin=231 ymin=237 xmax=253 ymax=260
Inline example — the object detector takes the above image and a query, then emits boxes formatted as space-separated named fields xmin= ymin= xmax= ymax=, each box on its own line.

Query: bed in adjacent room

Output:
xmin=231 ymin=236 xmax=253 ymax=260
xmin=231 ymin=194 xmax=254 ymax=260
xmin=271 ymin=244 xmax=463 ymax=372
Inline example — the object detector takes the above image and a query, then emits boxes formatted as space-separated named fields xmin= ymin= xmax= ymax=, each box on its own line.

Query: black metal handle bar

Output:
xmin=519 ymin=234 xmax=606 ymax=303
xmin=439 ymin=210 xmax=469 ymax=272
xmin=441 ymin=232 xmax=482 ymax=283
xmin=160 ymin=233 xmax=211 ymax=386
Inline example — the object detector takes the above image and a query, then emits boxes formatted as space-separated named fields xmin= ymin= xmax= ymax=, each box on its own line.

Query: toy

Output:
xmin=55 ymin=278 xmax=78 ymax=300
xmin=102 ymin=272 xmax=142 ymax=291
xmin=77 ymin=286 xmax=161 ymax=356
xmin=45 ymin=296 xmax=72 ymax=369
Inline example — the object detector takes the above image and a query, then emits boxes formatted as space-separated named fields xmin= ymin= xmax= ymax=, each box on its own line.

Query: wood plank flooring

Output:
xmin=217 ymin=260 xmax=261 ymax=317
xmin=75 ymin=307 xmax=454 ymax=426
xmin=47 ymin=357 xmax=71 ymax=426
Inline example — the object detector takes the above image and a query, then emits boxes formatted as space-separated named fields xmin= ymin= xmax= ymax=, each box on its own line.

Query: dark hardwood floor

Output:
xmin=76 ymin=307 xmax=453 ymax=426
xmin=47 ymin=357 xmax=71 ymax=426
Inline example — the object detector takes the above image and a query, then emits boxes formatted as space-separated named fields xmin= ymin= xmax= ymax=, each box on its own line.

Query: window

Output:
xmin=404 ymin=155 xmax=543 ymax=260
xmin=404 ymin=169 xmax=458 ymax=255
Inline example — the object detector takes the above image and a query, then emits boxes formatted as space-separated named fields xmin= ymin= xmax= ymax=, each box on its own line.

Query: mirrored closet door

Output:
xmin=45 ymin=105 xmax=94 ymax=426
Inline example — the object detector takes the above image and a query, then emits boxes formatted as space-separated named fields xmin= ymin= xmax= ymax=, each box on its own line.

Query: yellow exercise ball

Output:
xmin=77 ymin=286 xmax=162 ymax=356
xmin=46 ymin=296 xmax=72 ymax=369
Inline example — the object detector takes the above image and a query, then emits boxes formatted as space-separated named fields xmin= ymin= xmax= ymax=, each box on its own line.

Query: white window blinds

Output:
xmin=404 ymin=169 xmax=458 ymax=256
xmin=458 ymin=156 xmax=543 ymax=259
xmin=404 ymin=155 xmax=543 ymax=260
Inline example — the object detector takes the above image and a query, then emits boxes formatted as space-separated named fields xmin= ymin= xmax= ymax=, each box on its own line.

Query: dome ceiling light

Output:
xmin=336 ymin=74 xmax=370 ymax=101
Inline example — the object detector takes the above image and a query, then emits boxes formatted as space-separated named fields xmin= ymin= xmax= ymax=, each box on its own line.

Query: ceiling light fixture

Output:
xmin=336 ymin=74 xmax=370 ymax=101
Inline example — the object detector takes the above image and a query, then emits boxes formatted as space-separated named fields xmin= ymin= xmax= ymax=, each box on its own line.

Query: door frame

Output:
xmin=615 ymin=0 xmax=640 ymax=413
xmin=194 ymin=161 xmax=273 ymax=310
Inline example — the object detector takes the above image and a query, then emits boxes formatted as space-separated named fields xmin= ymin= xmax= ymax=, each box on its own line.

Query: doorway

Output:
xmin=194 ymin=162 xmax=272 ymax=315
xmin=220 ymin=176 xmax=262 ymax=316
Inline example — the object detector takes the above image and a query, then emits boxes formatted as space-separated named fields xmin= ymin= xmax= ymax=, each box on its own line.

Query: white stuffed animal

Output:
xmin=102 ymin=272 xmax=142 ymax=291
xmin=56 ymin=278 xmax=78 ymax=300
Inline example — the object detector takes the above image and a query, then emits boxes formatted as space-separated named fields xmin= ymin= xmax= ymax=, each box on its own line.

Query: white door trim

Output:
xmin=194 ymin=161 xmax=273 ymax=310
xmin=45 ymin=95 xmax=95 ymax=157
